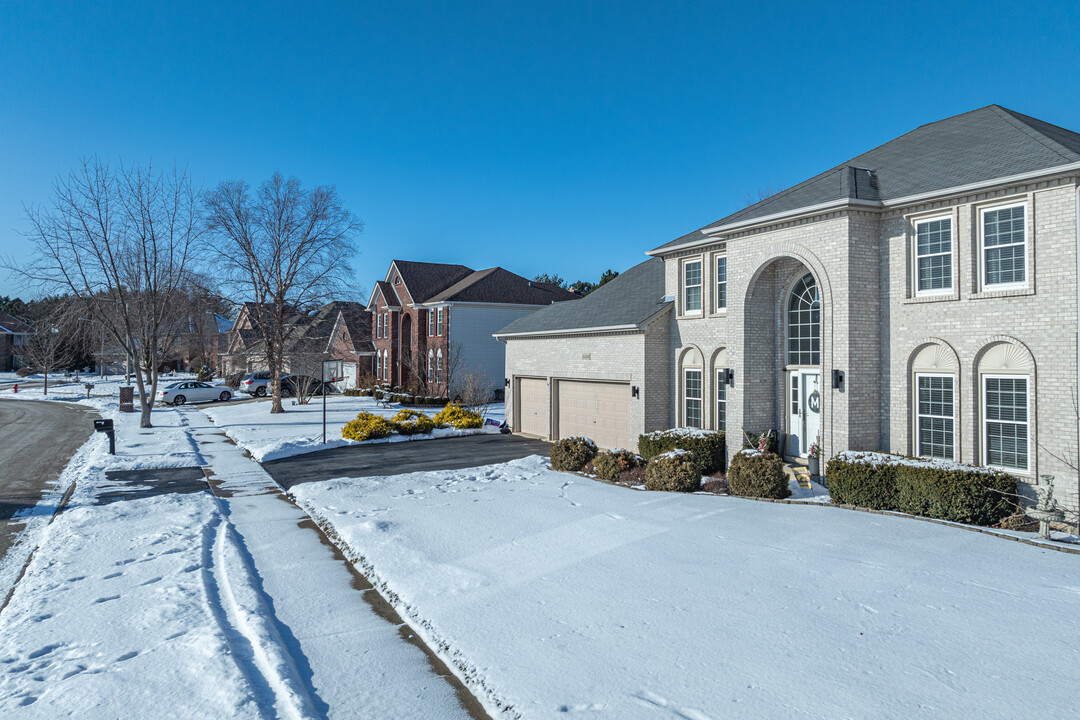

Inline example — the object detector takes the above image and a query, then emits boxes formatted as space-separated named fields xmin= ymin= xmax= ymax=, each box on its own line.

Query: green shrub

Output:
xmin=644 ymin=450 xmax=701 ymax=492
xmin=826 ymin=452 xmax=1018 ymax=526
xmin=727 ymin=450 xmax=790 ymax=499
xmin=433 ymin=403 xmax=483 ymax=429
xmin=391 ymin=408 xmax=437 ymax=435
xmin=195 ymin=365 xmax=213 ymax=382
xmin=550 ymin=436 xmax=598 ymax=472
xmin=343 ymin=388 xmax=364 ymax=397
xmin=638 ymin=428 xmax=726 ymax=473
xmin=593 ymin=449 xmax=645 ymax=482
xmin=342 ymin=411 xmax=395 ymax=441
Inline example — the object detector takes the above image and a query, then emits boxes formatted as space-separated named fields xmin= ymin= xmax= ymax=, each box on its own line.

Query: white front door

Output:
xmin=787 ymin=370 xmax=822 ymax=457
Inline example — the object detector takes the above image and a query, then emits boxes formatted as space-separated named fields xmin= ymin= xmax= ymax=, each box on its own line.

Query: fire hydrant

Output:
xmin=12 ymin=383 xmax=17 ymax=393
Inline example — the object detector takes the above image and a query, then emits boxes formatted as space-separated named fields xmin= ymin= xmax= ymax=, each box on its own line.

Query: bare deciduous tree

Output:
xmin=13 ymin=159 xmax=201 ymax=427
xmin=203 ymin=173 xmax=362 ymax=413
xmin=22 ymin=301 xmax=81 ymax=395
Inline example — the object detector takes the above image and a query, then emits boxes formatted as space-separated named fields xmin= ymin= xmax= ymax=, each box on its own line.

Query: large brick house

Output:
xmin=498 ymin=105 xmax=1080 ymax=516
xmin=368 ymin=260 xmax=578 ymax=395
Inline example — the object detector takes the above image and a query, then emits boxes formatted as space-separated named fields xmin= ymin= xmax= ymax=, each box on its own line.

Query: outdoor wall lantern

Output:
xmin=631 ymin=386 xmax=640 ymax=398
xmin=722 ymin=368 xmax=735 ymax=387
xmin=832 ymin=369 xmax=845 ymax=391
xmin=505 ymin=377 xmax=510 ymax=387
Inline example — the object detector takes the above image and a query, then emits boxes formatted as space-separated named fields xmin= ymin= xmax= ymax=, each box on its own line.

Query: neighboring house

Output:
xmin=222 ymin=301 xmax=374 ymax=386
xmin=498 ymin=105 xmax=1080 ymax=515
xmin=0 ymin=312 xmax=33 ymax=371
xmin=368 ymin=260 xmax=579 ymax=395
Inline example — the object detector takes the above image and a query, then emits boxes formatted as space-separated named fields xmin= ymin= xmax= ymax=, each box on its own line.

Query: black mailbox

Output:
xmin=94 ymin=419 xmax=114 ymax=432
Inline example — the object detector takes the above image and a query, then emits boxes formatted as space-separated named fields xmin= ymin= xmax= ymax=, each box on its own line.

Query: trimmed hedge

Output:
xmin=638 ymin=428 xmax=726 ymax=474
xmin=392 ymin=408 xmax=437 ymax=436
xmin=644 ymin=450 xmax=701 ymax=492
xmin=593 ymin=449 xmax=644 ymax=482
xmin=342 ymin=412 xmax=395 ymax=441
xmin=433 ymin=403 xmax=483 ymax=429
xmin=826 ymin=452 xmax=1017 ymax=526
xmin=550 ymin=436 xmax=598 ymax=472
xmin=727 ymin=449 xmax=789 ymax=499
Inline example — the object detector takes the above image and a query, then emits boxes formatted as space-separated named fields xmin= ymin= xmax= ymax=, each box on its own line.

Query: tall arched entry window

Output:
xmin=786 ymin=273 xmax=821 ymax=457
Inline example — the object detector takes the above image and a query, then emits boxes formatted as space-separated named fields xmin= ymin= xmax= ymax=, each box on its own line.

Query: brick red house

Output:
xmin=368 ymin=260 xmax=578 ymax=395
xmin=0 ymin=312 xmax=33 ymax=372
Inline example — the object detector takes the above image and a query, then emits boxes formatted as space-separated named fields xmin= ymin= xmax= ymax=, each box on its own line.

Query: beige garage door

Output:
xmin=556 ymin=380 xmax=632 ymax=450
xmin=516 ymin=377 xmax=548 ymax=438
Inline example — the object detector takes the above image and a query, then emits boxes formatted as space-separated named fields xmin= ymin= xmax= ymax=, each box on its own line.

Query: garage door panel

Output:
xmin=556 ymin=381 xmax=632 ymax=450
xmin=517 ymin=378 xmax=548 ymax=438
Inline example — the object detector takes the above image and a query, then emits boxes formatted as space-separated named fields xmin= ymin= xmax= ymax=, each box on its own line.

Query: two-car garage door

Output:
xmin=517 ymin=378 xmax=632 ymax=450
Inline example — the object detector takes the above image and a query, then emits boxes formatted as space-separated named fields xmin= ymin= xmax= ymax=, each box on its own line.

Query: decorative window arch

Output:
xmin=678 ymin=346 xmax=704 ymax=429
xmin=910 ymin=342 xmax=960 ymax=460
xmin=711 ymin=348 xmax=728 ymax=434
xmin=787 ymin=273 xmax=820 ymax=366
xmin=976 ymin=341 xmax=1034 ymax=473
xmin=427 ymin=350 xmax=434 ymax=383
xmin=436 ymin=348 xmax=443 ymax=384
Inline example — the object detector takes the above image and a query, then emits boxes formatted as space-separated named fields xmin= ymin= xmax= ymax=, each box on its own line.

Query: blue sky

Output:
xmin=2 ymin=1 xmax=1078 ymax=299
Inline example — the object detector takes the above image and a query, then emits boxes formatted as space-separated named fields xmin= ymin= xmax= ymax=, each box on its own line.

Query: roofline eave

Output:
xmin=494 ymin=323 xmax=640 ymax=339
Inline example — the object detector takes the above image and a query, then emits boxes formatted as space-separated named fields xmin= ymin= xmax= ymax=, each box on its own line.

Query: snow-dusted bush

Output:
xmin=727 ymin=449 xmax=789 ymax=499
xmin=550 ymin=436 xmax=598 ymax=472
xmin=644 ymin=449 xmax=701 ymax=492
xmin=827 ymin=452 xmax=1016 ymax=526
xmin=391 ymin=408 xmax=436 ymax=436
xmin=342 ymin=411 xmax=395 ymax=441
xmin=593 ymin=448 xmax=644 ymax=482
xmin=433 ymin=403 xmax=482 ymax=429
xmin=638 ymin=428 xmax=726 ymax=473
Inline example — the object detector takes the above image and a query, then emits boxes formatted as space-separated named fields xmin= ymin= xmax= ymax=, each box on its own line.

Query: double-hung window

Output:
xmin=715 ymin=370 xmax=726 ymax=433
xmin=982 ymin=204 xmax=1026 ymax=288
xmin=984 ymin=376 xmax=1029 ymax=471
xmin=376 ymin=313 xmax=382 ymax=338
xmin=683 ymin=259 xmax=702 ymax=315
xmin=428 ymin=310 xmax=435 ymax=337
xmin=915 ymin=217 xmax=952 ymax=294
xmin=436 ymin=349 xmax=443 ymax=383
xmin=684 ymin=369 xmax=702 ymax=428
xmin=436 ymin=308 xmax=444 ymax=336
xmin=427 ymin=350 xmax=434 ymax=382
xmin=715 ymin=256 xmax=727 ymax=311
xmin=916 ymin=374 xmax=954 ymax=460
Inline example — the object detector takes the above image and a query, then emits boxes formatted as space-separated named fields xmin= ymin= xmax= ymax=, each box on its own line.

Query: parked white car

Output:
xmin=159 ymin=381 xmax=233 ymax=405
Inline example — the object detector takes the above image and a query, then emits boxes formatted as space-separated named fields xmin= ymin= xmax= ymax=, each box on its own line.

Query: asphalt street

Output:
xmin=263 ymin=433 xmax=552 ymax=489
xmin=0 ymin=400 xmax=99 ymax=563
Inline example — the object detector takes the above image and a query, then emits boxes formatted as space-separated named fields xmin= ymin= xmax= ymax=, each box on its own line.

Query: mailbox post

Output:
xmin=84 ymin=382 xmax=95 ymax=399
xmin=93 ymin=418 xmax=116 ymax=455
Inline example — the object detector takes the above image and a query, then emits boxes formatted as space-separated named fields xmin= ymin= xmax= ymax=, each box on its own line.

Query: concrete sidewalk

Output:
xmin=183 ymin=411 xmax=487 ymax=720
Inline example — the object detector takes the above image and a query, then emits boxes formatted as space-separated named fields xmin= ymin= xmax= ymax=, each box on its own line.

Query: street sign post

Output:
xmin=321 ymin=360 xmax=346 ymax=444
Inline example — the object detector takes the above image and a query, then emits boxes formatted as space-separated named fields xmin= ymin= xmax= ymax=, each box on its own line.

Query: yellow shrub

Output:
xmin=342 ymin=411 xmax=395 ymax=441
xmin=433 ymin=403 xmax=483 ymax=429
xmin=392 ymin=408 xmax=437 ymax=436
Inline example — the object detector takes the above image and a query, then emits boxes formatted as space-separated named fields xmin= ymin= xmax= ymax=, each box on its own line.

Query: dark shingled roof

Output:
xmin=496 ymin=258 xmax=670 ymax=336
xmin=0 ymin=312 xmax=33 ymax=334
xmin=392 ymin=260 xmax=474 ymax=303
xmin=372 ymin=280 xmax=400 ymax=308
xmin=652 ymin=105 xmax=1080 ymax=253
xmin=426 ymin=267 xmax=579 ymax=305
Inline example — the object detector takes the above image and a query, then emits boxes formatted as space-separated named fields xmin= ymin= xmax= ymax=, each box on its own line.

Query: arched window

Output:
xmin=376 ymin=350 xmax=382 ymax=380
xmin=977 ymin=342 xmax=1034 ymax=472
xmin=910 ymin=343 xmax=959 ymax=461
xmin=787 ymin=273 xmax=820 ymax=366
xmin=427 ymin=350 xmax=434 ymax=383
xmin=436 ymin=349 xmax=443 ymax=383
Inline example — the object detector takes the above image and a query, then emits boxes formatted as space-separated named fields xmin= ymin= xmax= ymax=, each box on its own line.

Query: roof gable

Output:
xmin=389 ymin=260 xmax=475 ymax=303
xmin=427 ymin=267 xmax=580 ymax=305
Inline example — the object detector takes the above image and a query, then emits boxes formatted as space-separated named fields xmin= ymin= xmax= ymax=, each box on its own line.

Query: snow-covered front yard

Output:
xmin=293 ymin=456 xmax=1080 ymax=719
xmin=204 ymin=395 xmax=504 ymax=461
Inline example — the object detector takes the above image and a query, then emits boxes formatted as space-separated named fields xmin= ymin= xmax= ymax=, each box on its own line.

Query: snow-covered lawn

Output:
xmin=292 ymin=456 xmax=1080 ymax=719
xmin=204 ymin=395 xmax=504 ymax=461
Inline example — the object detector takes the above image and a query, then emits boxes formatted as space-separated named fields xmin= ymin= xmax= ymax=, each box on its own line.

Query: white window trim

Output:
xmin=428 ymin=310 xmax=435 ymax=337
xmin=427 ymin=349 xmax=434 ymax=382
xmin=436 ymin=348 xmax=443 ymax=383
xmin=683 ymin=368 xmax=703 ymax=428
xmin=713 ymin=253 xmax=727 ymax=313
xmin=912 ymin=215 xmax=954 ymax=298
xmin=914 ymin=372 xmax=956 ymax=461
xmin=681 ymin=257 xmax=703 ymax=316
xmin=436 ymin=308 xmax=444 ymax=336
xmin=978 ymin=200 xmax=1030 ymax=292
xmin=981 ymin=373 xmax=1032 ymax=474
xmin=715 ymin=368 xmax=726 ymax=433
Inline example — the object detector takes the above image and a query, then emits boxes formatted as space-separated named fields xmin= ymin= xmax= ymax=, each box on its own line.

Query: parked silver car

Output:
xmin=159 ymin=381 xmax=233 ymax=405
xmin=240 ymin=371 xmax=272 ymax=397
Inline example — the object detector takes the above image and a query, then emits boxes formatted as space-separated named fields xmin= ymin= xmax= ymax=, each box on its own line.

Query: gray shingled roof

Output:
xmin=495 ymin=258 xmax=670 ymax=336
xmin=652 ymin=105 xmax=1080 ymax=252
xmin=426 ymin=267 xmax=580 ymax=305
xmin=392 ymin=260 xmax=474 ymax=303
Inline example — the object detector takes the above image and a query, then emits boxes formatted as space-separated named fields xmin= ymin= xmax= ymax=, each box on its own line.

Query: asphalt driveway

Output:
xmin=262 ymin=433 xmax=552 ymax=490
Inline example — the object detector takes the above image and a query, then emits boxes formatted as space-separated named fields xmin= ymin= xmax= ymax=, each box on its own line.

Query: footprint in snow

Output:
xmin=115 ymin=651 xmax=139 ymax=662
xmin=103 ymin=572 xmax=123 ymax=580
xmin=27 ymin=643 xmax=63 ymax=660
xmin=138 ymin=576 xmax=162 ymax=586
xmin=94 ymin=595 xmax=120 ymax=604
